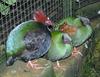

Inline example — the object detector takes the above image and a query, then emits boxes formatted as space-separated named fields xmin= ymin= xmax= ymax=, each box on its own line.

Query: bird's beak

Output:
xmin=44 ymin=17 xmax=54 ymax=26
xmin=45 ymin=20 xmax=54 ymax=26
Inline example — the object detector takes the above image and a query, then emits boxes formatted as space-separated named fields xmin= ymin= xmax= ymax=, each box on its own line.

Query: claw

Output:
xmin=57 ymin=61 xmax=60 ymax=67
xmin=26 ymin=60 xmax=43 ymax=69
xmin=84 ymin=43 xmax=88 ymax=48
xmin=71 ymin=47 xmax=83 ymax=57
xmin=54 ymin=61 xmax=61 ymax=69
xmin=77 ymin=51 xmax=83 ymax=56
xmin=54 ymin=61 xmax=66 ymax=71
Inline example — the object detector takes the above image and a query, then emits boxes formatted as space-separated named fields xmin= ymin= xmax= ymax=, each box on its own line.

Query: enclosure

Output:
xmin=0 ymin=0 xmax=100 ymax=77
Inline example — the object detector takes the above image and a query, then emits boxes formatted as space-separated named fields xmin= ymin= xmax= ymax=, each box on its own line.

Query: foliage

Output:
xmin=0 ymin=0 xmax=16 ymax=15
xmin=0 ymin=3 xmax=10 ymax=15
xmin=3 ymin=0 xmax=16 ymax=5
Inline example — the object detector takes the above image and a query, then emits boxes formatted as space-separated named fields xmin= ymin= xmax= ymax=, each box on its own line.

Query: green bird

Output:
xmin=47 ymin=16 xmax=93 ymax=63
xmin=59 ymin=16 xmax=93 ymax=47
xmin=6 ymin=10 xmax=53 ymax=69
xmin=47 ymin=31 xmax=73 ymax=67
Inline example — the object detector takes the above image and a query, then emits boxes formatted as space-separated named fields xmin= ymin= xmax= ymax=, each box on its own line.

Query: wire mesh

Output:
xmin=0 ymin=0 xmax=65 ymax=44
xmin=0 ymin=0 xmax=65 ymax=62
xmin=0 ymin=0 xmax=99 ymax=64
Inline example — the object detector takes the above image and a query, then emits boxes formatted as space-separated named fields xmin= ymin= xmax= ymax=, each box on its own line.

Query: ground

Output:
xmin=0 ymin=46 xmax=84 ymax=77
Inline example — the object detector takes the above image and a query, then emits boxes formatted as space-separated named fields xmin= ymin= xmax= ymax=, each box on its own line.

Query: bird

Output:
xmin=6 ymin=10 xmax=53 ymax=69
xmin=58 ymin=16 xmax=93 ymax=47
xmin=59 ymin=22 xmax=77 ymax=36
xmin=47 ymin=31 xmax=73 ymax=67
xmin=33 ymin=10 xmax=53 ymax=26
xmin=56 ymin=16 xmax=92 ymax=57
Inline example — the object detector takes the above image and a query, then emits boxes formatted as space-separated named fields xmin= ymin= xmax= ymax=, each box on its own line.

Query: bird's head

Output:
xmin=33 ymin=10 xmax=53 ymax=26
xmin=59 ymin=22 xmax=69 ymax=32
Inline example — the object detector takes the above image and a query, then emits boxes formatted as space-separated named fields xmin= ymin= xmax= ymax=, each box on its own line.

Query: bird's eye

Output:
xmin=47 ymin=17 xmax=50 ymax=20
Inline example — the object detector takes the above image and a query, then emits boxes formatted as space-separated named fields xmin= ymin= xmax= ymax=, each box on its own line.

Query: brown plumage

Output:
xmin=59 ymin=22 xmax=77 ymax=36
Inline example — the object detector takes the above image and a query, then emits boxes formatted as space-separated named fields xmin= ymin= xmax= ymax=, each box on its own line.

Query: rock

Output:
xmin=0 ymin=46 xmax=89 ymax=77
xmin=0 ymin=58 xmax=56 ymax=77
xmin=53 ymin=46 xmax=84 ymax=77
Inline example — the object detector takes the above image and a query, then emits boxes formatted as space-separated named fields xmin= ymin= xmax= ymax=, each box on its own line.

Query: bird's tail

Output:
xmin=77 ymin=16 xmax=91 ymax=26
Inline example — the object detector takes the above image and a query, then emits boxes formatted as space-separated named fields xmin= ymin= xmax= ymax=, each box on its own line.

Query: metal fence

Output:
xmin=0 ymin=0 xmax=68 ymax=63
xmin=0 ymin=0 xmax=99 ymax=64
xmin=0 ymin=0 xmax=67 ymax=45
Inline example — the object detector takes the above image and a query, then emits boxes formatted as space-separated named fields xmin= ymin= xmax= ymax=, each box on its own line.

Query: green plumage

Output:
xmin=6 ymin=20 xmax=47 ymax=57
xmin=47 ymin=31 xmax=73 ymax=61
xmin=56 ymin=17 xmax=93 ymax=46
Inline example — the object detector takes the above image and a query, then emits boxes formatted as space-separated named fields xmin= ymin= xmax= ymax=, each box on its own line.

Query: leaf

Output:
xmin=3 ymin=0 xmax=16 ymax=5
xmin=0 ymin=3 xmax=10 ymax=15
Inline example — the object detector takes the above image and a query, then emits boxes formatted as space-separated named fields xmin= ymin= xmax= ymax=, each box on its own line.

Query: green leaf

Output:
xmin=0 ymin=3 xmax=10 ymax=15
xmin=3 ymin=0 xmax=16 ymax=5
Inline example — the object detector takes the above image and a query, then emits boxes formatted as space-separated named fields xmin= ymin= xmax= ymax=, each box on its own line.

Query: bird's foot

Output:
xmin=54 ymin=61 xmax=61 ymax=69
xmin=26 ymin=60 xmax=43 ymax=69
xmin=71 ymin=47 xmax=83 ymax=58
xmin=54 ymin=61 xmax=66 ymax=70
xmin=56 ymin=61 xmax=60 ymax=68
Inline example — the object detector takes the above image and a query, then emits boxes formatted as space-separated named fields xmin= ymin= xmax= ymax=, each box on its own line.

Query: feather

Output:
xmin=34 ymin=10 xmax=47 ymax=23
xmin=59 ymin=22 xmax=77 ymax=36
xmin=47 ymin=31 xmax=73 ymax=61
xmin=33 ymin=10 xmax=53 ymax=26
xmin=6 ymin=20 xmax=51 ymax=66
xmin=58 ymin=17 xmax=92 ymax=46
xmin=77 ymin=16 xmax=91 ymax=26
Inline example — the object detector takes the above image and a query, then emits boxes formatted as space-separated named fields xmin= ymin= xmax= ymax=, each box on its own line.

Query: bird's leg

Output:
xmin=71 ymin=47 xmax=83 ymax=58
xmin=54 ymin=61 xmax=61 ymax=69
xmin=55 ymin=61 xmax=66 ymax=70
xmin=56 ymin=61 xmax=60 ymax=67
xmin=84 ymin=42 xmax=88 ymax=48
xmin=26 ymin=60 xmax=43 ymax=69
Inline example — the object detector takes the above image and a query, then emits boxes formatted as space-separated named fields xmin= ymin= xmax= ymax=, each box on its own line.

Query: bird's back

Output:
xmin=6 ymin=20 xmax=51 ymax=58
xmin=47 ymin=31 xmax=73 ymax=61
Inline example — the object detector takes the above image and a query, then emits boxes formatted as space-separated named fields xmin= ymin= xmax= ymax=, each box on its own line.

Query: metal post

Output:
xmin=63 ymin=0 xmax=70 ymax=17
